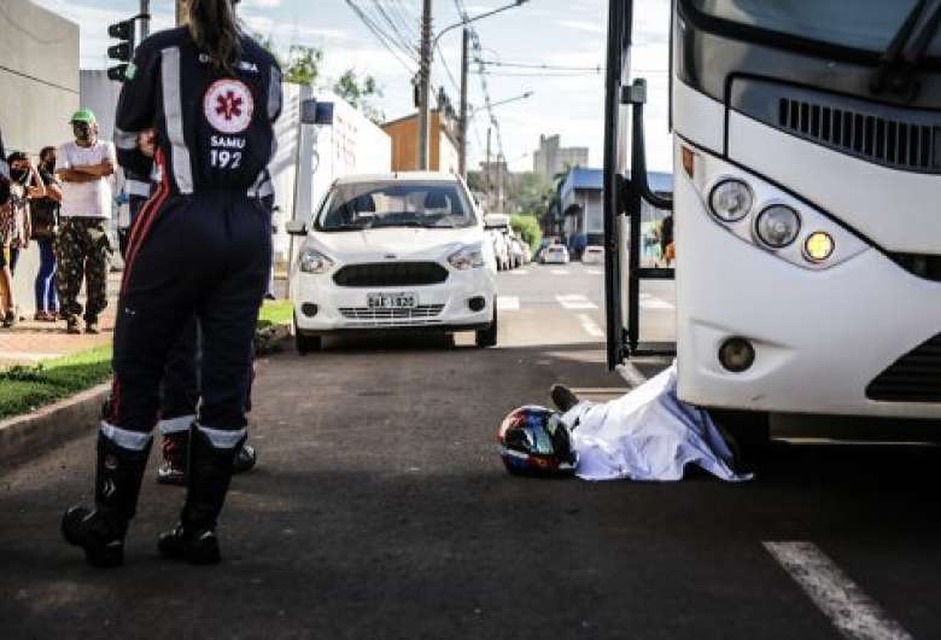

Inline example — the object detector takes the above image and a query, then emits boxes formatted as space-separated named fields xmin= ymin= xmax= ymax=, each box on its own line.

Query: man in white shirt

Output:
xmin=55 ymin=109 xmax=116 ymax=334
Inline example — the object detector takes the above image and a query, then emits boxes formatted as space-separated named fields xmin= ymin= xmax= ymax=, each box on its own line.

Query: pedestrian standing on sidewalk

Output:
xmin=54 ymin=109 xmax=115 ymax=335
xmin=31 ymin=146 xmax=62 ymax=321
xmin=0 ymin=127 xmax=13 ymax=323
xmin=62 ymin=0 xmax=282 ymax=568
xmin=3 ymin=152 xmax=43 ymax=327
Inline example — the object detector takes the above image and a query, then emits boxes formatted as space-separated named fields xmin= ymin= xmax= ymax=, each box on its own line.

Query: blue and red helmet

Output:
xmin=497 ymin=405 xmax=577 ymax=476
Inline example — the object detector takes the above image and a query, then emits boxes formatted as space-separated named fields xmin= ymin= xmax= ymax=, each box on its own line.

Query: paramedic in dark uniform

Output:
xmin=62 ymin=0 xmax=282 ymax=567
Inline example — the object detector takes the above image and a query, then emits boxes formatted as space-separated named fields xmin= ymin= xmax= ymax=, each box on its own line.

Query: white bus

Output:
xmin=603 ymin=1 xmax=941 ymax=441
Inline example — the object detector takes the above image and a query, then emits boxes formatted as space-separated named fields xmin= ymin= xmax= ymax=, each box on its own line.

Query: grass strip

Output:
xmin=0 ymin=301 xmax=294 ymax=420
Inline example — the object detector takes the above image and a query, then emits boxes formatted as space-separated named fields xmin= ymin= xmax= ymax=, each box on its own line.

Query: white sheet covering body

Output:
xmin=563 ymin=363 xmax=752 ymax=482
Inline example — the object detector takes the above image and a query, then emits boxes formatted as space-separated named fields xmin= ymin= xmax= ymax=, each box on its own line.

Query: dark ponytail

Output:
xmin=188 ymin=0 xmax=242 ymax=75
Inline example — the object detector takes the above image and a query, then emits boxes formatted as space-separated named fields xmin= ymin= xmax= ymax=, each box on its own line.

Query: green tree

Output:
xmin=333 ymin=69 xmax=385 ymax=124
xmin=283 ymin=45 xmax=323 ymax=86
xmin=511 ymin=213 xmax=543 ymax=251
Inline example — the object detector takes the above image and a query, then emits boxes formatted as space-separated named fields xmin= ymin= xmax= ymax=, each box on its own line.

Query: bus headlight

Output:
xmin=755 ymin=205 xmax=800 ymax=248
xmin=709 ymin=179 xmax=753 ymax=222
xmin=299 ymin=248 xmax=334 ymax=274
xmin=804 ymin=232 xmax=835 ymax=262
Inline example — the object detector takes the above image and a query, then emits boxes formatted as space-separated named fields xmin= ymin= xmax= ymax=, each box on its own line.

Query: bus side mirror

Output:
xmin=285 ymin=220 xmax=307 ymax=235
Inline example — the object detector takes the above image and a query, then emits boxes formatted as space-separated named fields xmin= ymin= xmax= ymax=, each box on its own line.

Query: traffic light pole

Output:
xmin=140 ymin=0 xmax=150 ymax=38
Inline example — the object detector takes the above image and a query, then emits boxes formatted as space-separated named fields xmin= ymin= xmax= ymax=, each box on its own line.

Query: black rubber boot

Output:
xmin=62 ymin=433 xmax=152 ymax=568
xmin=158 ymin=427 xmax=243 ymax=565
xmin=550 ymin=383 xmax=581 ymax=413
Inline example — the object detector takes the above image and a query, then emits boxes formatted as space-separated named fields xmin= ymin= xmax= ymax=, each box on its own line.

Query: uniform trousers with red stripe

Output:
xmin=109 ymin=190 xmax=271 ymax=436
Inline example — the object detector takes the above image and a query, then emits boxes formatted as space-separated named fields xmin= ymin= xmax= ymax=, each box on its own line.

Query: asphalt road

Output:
xmin=2 ymin=261 xmax=940 ymax=639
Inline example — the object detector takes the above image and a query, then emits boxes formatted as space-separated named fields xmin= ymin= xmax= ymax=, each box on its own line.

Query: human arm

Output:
xmin=115 ymin=41 xmax=160 ymax=176
xmin=69 ymin=160 xmax=115 ymax=178
xmin=24 ymin=163 xmax=46 ymax=199
xmin=57 ymin=169 xmax=100 ymax=183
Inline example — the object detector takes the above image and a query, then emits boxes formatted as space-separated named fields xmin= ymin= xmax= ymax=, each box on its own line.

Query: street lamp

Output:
xmin=417 ymin=0 xmax=529 ymax=173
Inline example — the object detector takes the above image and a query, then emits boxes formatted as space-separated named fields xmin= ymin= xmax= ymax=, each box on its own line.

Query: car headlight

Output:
xmin=709 ymin=179 xmax=753 ymax=222
xmin=755 ymin=205 xmax=801 ymax=248
xmin=298 ymin=248 xmax=334 ymax=274
xmin=448 ymin=243 xmax=485 ymax=270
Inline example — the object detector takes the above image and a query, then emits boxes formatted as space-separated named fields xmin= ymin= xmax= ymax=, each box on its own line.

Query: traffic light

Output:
xmin=107 ymin=19 xmax=135 ymax=82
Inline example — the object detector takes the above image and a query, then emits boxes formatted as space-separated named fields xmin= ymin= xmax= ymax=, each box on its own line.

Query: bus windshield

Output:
xmin=687 ymin=0 xmax=941 ymax=57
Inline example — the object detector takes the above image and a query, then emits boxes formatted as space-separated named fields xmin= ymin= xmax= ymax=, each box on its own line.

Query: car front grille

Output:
xmin=333 ymin=262 xmax=449 ymax=287
xmin=866 ymin=333 xmax=941 ymax=403
xmin=337 ymin=304 xmax=445 ymax=326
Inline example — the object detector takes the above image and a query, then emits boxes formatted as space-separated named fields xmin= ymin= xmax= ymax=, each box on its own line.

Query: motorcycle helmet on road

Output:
xmin=497 ymin=405 xmax=577 ymax=476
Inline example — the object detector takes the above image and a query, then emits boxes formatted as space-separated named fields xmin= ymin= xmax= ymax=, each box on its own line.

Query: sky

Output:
xmin=32 ymin=0 xmax=672 ymax=173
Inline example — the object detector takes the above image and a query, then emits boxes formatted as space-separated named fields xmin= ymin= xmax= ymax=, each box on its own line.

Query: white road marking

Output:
xmin=555 ymin=294 xmax=598 ymax=310
xmin=586 ymin=268 xmax=604 ymax=275
xmin=639 ymin=293 xmax=675 ymax=310
xmin=763 ymin=541 xmax=913 ymax=640
xmin=496 ymin=295 xmax=520 ymax=311
xmin=550 ymin=268 xmax=570 ymax=275
xmin=576 ymin=313 xmax=604 ymax=338
xmin=507 ymin=269 xmax=529 ymax=276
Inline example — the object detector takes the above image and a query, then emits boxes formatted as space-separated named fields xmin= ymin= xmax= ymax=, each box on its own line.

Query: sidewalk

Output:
xmin=0 ymin=271 xmax=120 ymax=367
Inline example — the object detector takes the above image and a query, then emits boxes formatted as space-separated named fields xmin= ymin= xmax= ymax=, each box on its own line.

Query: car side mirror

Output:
xmin=285 ymin=220 xmax=307 ymax=235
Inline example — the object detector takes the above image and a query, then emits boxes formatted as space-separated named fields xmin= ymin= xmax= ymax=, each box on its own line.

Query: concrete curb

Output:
xmin=0 ymin=381 xmax=111 ymax=470
xmin=0 ymin=324 xmax=293 ymax=471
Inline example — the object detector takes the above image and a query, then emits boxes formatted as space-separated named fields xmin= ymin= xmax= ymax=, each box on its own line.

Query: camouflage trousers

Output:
xmin=56 ymin=217 xmax=112 ymax=322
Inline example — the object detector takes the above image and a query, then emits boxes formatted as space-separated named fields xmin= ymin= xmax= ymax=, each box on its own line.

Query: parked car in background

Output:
xmin=488 ymin=228 xmax=510 ymax=271
xmin=287 ymin=172 xmax=499 ymax=353
xmin=581 ymin=245 xmax=605 ymax=264
xmin=540 ymin=244 xmax=570 ymax=264
xmin=508 ymin=235 xmax=526 ymax=269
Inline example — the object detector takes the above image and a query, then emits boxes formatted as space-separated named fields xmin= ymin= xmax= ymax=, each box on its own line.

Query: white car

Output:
xmin=540 ymin=244 xmax=570 ymax=264
xmin=287 ymin=173 xmax=498 ymax=353
xmin=581 ymin=245 xmax=605 ymax=264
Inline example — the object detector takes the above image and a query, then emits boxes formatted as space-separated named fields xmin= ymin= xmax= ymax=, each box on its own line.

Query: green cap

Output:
xmin=70 ymin=108 xmax=97 ymax=124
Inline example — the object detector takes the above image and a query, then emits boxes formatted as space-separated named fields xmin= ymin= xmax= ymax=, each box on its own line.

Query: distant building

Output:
xmin=532 ymin=134 xmax=588 ymax=182
xmin=557 ymin=168 xmax=672 ymax=251
xmin=382 ymin=111 xmax=459 ymax=174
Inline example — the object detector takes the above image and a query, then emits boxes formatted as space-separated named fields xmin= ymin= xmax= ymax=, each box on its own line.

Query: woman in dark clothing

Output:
xmin=32 ymin=146 xmax=61 ymax=321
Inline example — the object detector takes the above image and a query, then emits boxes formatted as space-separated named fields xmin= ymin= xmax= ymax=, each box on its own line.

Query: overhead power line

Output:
xmin=476 ymin=59 xmax=605 ymax=72
xmin=345 ymin=0 xmax=419 ymax=74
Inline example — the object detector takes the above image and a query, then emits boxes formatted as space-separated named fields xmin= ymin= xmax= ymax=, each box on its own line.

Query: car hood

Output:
xmin=306 ymin=226 xmax=484 ymax=263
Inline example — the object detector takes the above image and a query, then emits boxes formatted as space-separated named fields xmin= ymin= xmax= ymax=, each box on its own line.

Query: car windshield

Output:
xmin=687 ymin=0 xmax=941 ymax=56
xmin=316 ymin=181 xmax=477 ymax=231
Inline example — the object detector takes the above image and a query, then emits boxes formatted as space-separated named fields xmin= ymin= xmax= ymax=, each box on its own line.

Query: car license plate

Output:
xmin=367 ymin=292 xmax=418 ymax=309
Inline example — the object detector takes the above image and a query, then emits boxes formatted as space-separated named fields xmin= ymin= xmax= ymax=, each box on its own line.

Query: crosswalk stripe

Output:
xmin=576 ymin=313 xmax=604 ymax=338
xmin=639 ymin=293 xmax=675 ymax=310
xmin=586 ymin=268 xmax=603 ymax=275
xmin=550 ymin=268 xmax=570 ymax=276
xmin=508 ymin=269 xmax=529 ymax=276
xmin=555 ymin=294 xmax=598 ymax=310
xmin=496 ymin=295 xmax=520 ymax=311
xmin=764 ymin=541 xmax=913 ymax=640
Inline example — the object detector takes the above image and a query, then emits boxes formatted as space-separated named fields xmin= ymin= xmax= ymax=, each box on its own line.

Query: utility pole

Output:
xmin=485 ymin=125 xmax=492 ymax=208
xmin=140 ymin=0 xmax=150 ymax=38
xmin=417 ymin=0 xmax=432 ymax=170
xmin=458 ymin=27 xmax=469 ymax=178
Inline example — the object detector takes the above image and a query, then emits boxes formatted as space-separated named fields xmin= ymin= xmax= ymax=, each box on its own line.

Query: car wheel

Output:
xmin=475 ymin=301 xmax=498 ymax=348
xmin=707 ymin=408 xmax=770 ymax=470
xmin=294 ymin=315 xmax=323 ymax=355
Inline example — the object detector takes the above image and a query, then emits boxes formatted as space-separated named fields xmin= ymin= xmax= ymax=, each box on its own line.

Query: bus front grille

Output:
xmin=866 ymin=333 xmax=941 ymax=403
xmin=777 ymin=97 xmax=941 ymax=173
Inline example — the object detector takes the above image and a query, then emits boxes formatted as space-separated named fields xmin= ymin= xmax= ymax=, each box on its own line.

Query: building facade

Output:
xmin=382 ymin=111 xmax=460 ymax=174
xmin=532 ymin=134 xmax=588 ymax=182
xmin=2 ymin=0 xmax=80 ymax=311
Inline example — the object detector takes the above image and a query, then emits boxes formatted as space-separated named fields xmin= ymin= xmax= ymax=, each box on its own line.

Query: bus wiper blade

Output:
xmin=871 ymin=0 xmax=941 ymax=101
